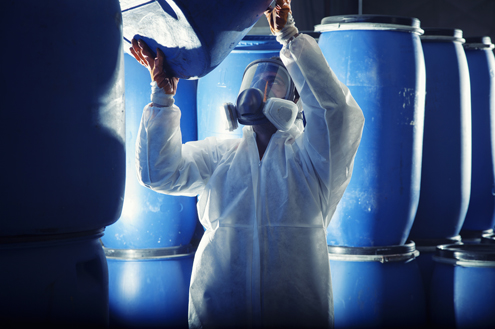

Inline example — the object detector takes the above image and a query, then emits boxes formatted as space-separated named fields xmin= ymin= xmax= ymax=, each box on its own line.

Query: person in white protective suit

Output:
xmin=129 ymin=1 xmax=364 ymax=328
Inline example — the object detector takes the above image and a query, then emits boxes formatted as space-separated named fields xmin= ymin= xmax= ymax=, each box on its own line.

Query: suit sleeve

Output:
xmin=135 ymin=82 xmax=232 ymax=197
xmin=280 ymin=34 xmax=365 ymax=226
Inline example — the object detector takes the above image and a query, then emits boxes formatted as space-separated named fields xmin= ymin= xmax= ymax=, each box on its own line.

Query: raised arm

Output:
xmin=282 ymin=34 xmax=364 ymax=188
xmin=283 ymin=35 xmax=365 ymax=226
xmin=130 ymin=38 xmax=221 ymax=196
xmin=265 ymin=1 xmax=364 ymax=225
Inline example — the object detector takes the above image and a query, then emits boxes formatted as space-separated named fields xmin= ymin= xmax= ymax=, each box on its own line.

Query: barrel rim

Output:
xmin=241 ymin=35 xmax=277 ymax=41
xmin=413 ymin=236 xmax=463 ymax=253
xmin=315 ymin=15 xmax=423 ymax=34
xmin=461 ymin=228 xmax=494 ymax=240
xmin=434 ymin=244 xmax=495 ymax=265
xmin=464 ymin=36 xmax=495 ymax=49
xmin=420 ymin=27 xmax=465 ymax=43
xmin=235 ymin=34 xmax=282 ymax=51
xmin=315 ymin=22 xmax=423 ymax=34
xmin=327 ymin=240 xmax=416 ymax=255
xmin=320 ymin=15 xmax=420 ymax=27
xmin=482 ymin=233 xmax=495 ymax=242
xmin=422 ymin=27 xmax=463 ymax=37
xmin=103 ymin=244 xmax=195 ymax=260
xmin=420 ymin=35 xmax=466 ymax=43
xmin=327 ymin=241 xmax=419 ymax=262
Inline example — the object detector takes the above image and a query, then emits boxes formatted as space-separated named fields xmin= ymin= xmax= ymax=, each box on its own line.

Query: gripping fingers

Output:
xmin=129 ymin=46 xmax=145 ymax=66
xmin=154 ymin=48 xmax=178 ymax=95
xmin=130 ymin=38 xmax=148 ymax=66
xmin=155 ymin=48 xmax=165 ymax=71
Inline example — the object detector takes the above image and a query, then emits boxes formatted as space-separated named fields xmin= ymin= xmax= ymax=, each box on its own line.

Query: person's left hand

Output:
xmin=129 ymin=38 xmax=179 ymax=95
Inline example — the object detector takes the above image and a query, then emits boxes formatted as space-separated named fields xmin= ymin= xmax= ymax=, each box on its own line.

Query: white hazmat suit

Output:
xmin=136 ymin=34 xmax=364 ymax=328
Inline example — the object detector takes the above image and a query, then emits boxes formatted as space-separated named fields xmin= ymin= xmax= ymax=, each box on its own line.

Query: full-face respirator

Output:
xmin=223 ymin=59 xmax=301 ymax=132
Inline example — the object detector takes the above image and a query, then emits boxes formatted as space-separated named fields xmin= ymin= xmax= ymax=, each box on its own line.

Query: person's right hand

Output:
xmin=130 ymin=38 xmax=179 ymax=95
xmin=264 ymin=0 xmax=292 ymax=34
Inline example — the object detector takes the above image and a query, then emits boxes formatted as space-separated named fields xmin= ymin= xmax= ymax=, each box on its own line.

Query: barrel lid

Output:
xmin=421 ymin=27 xmax=465 ymax=43
xmin=315 ymin=14 xmax=423 ymax=34
xmin=464 ymin=36 xmax=495 ymax=49
xmin=435 ymin=244 xmax=495 ymax=266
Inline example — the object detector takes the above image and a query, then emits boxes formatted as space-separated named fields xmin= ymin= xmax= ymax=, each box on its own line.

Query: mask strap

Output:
xmin=263 ymin=80 xmax=269 ymax=102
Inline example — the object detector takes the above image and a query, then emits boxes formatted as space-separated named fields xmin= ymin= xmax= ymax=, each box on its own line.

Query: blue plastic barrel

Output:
xmin=1 ymin=0 xmax=125 ymax=236
xmin=102 ymin=54 xmax=198 ymax=249
xmin=409 ymin=28 xmax=472 ymax=241
xmin=315 ymin=15 xmax=426 ymax=246
xmin=197 ymin=35 xmax=282 ymax=140
xmin=430 ymin=244 xmax=495 ymax=329
xmin=0 ymin=230 xmax=109 ymax=326
xmin=120 ymin=0 xmax=274 ymax=79
xmin=413 ymin=236 xmax=462 ymax=323
xmin=104 ymin=245 xmax=194 ymax=328
xmin=462 ymin=37 xmax=495 ymax=234
xmin=328 ymin=241 xmax=427 ymax=328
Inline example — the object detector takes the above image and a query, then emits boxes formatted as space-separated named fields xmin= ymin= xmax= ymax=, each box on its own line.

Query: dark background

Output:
xmin=253 ymin=0 xmax=495 ymax=42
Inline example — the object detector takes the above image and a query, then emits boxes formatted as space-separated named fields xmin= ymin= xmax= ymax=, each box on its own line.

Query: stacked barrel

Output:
xmin=461 ymin=36 xmax=495 ymax=242
xmin=100 ymin=52 xmax=198 ymax=328
xmin=316 ymin=15 xmax=495 ymax=327
xmin=315 ymin=15 xmax=428 ymax=328
xmin=0 ymin=0 xmax=125 ymax=326
xmin=407 ymin=28 xmax=471 ymax=320
xmin=412 ymin=30 xmax=495 ymax=328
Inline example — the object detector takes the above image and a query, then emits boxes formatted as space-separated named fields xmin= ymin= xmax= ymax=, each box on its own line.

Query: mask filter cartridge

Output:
xmin=263 ymin=98 xmax=298 ymax=132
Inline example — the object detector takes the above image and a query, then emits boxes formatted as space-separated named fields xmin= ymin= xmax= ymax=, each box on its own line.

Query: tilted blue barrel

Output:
xmin=104 ymin=245 xmax=194 ymax=328
xmin=1 ymin=1 xmax=124 ymax=324
xmin=197 ymin=35 xmax=282 ymax=140
xmin=1 ymin=230 xmax=109 ymax=327
xmin=101 ymin=54 xmax=198 ymax=249
xmin=462 ymin=37 xmax=495 ymax=236
xmin=316 ymin=15 xmax=426 ymax=246
xmin=120 ymin=0 xmax=274 ymax=79
xmin=430 ymin=244 xmax=495 ymax=329
xmin=328 ymin=242 xmax=427 ymax=328
xmin=409 ymin=28 xmax=472 ymax=241
xmin=1 ymin=0 xmax=125 ymax=236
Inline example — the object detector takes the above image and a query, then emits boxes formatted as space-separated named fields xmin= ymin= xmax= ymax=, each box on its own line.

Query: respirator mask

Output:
xmin=223 ymin=59 xmax=301 ymax=132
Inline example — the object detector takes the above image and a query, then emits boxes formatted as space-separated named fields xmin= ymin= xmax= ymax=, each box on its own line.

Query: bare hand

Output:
xmin=264 ymin=0 xmax=292 ymax=34
xmin=129 ymin=38 xmax=179 ymax=95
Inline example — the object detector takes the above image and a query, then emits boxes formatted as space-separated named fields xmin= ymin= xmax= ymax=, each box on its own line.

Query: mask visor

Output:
xmin=239 ymin=62 xmax=293 ymax=101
